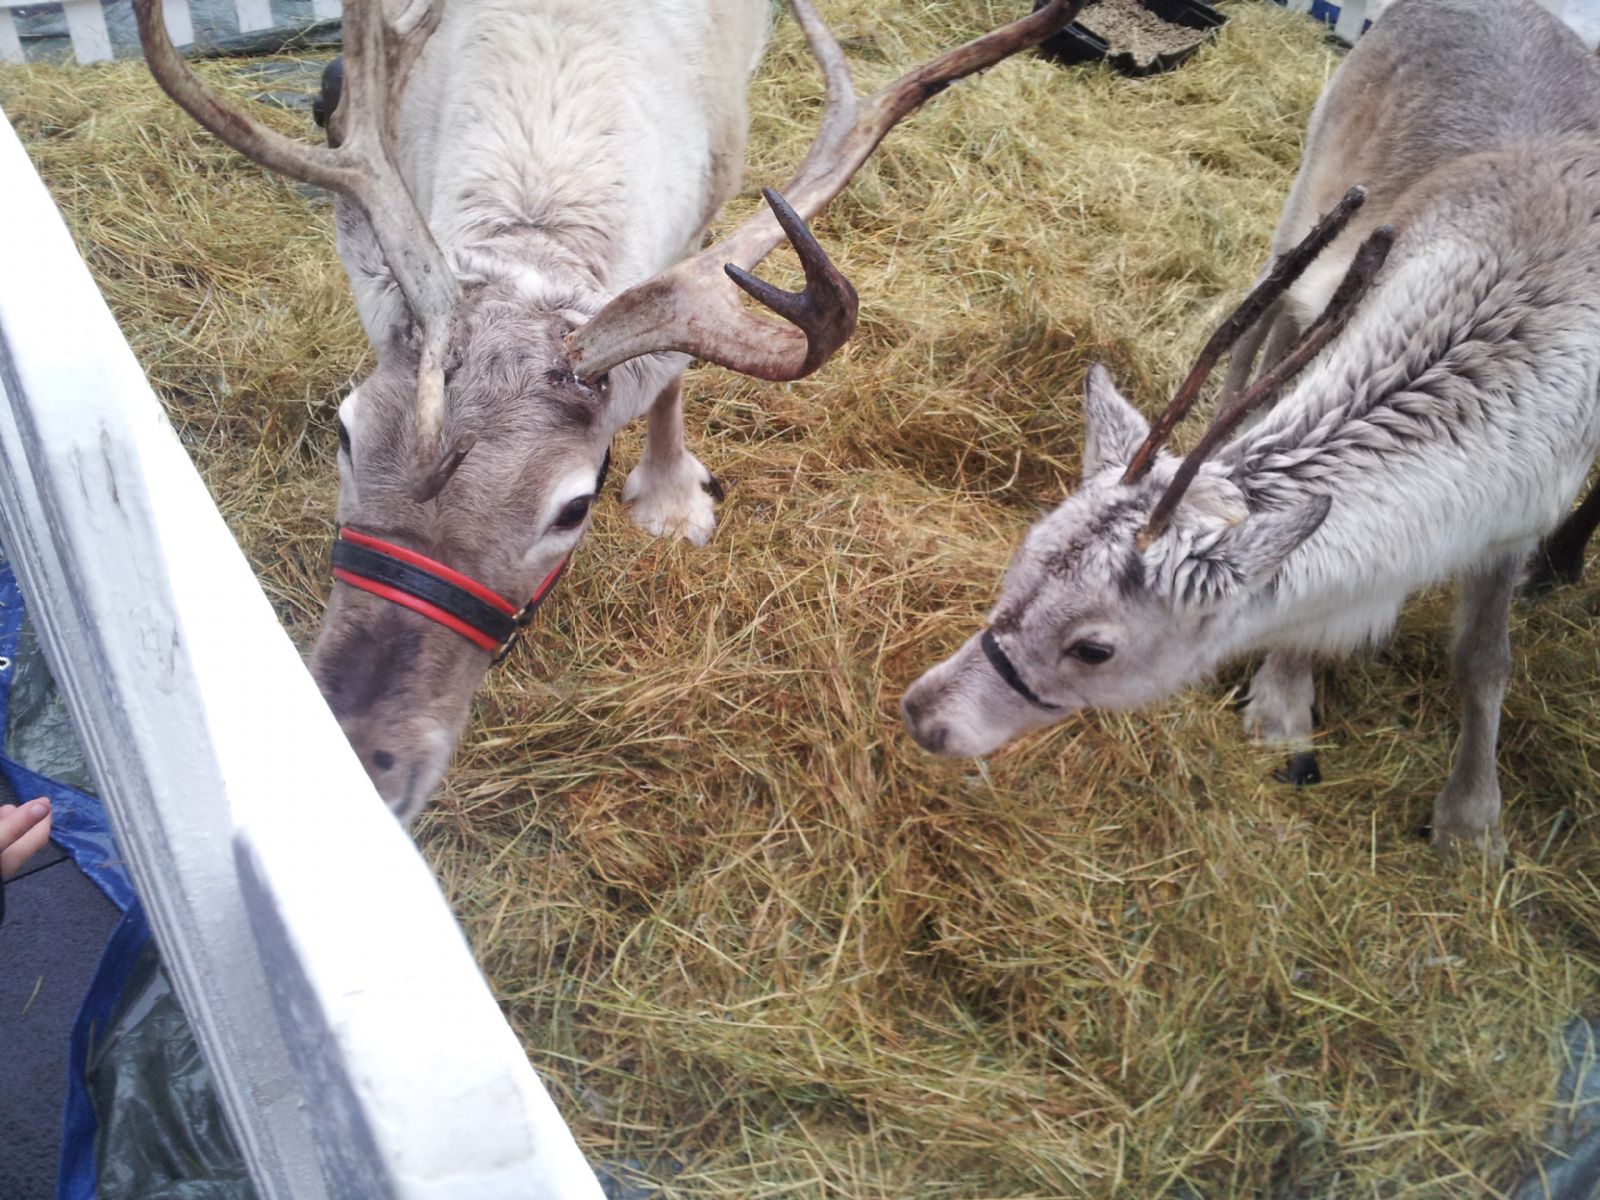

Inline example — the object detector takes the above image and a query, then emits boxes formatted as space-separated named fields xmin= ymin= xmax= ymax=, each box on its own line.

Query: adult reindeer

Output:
xmin=132 ymin=0 xmax=1079 ymax=819
xmin=902 ymin=0 xmax=1600 ymax=853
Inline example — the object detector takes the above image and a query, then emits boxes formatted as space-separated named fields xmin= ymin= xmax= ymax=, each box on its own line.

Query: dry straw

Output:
xmin=5 ymin=1 xmax=1599 ymax=1194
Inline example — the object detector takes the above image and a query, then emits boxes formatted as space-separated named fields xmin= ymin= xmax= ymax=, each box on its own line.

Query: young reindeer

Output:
xmin=132 ymin=0 xmax=1080 ymax=820
xmin=902 ymin=0 xmax=1600 ymax=853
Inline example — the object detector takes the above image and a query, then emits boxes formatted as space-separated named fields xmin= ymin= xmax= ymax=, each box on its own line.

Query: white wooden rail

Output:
xmin=1273 ymin=0 xmax=1377 ymax=44
xmin=0 ymin=0 xmax=339 ymax=65
xmin=0 ymin=110 xmax=604 ymax=1200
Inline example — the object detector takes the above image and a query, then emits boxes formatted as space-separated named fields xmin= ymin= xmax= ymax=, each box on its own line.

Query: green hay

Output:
xmin=5 ymin=3 xmax=1598 ymax=1195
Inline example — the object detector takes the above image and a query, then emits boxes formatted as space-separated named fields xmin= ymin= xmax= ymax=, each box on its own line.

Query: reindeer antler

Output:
xmin=133 ymin=0 xmax=456 ymax=441
xmin=1122 ymin=186 xmax=1371 ymax=486
xmin=565 ymin=0 xmax=1084 ymax=383
xmin=1138 ymin=222 xmax=1396 ymax=546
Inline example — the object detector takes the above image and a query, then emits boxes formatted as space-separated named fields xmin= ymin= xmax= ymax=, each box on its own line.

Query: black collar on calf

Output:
xmin=980 ymin=629 xmax=1062 ymax=711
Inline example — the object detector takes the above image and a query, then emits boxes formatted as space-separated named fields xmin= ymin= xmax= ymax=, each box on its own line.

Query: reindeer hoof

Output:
xmin=702 ymin=472 xmax=726 ymax=503
xmin=1273 ymin=752 xmax=1321 ymax=788
xmin=1428 ymin=822 xmax=1507 ymax=863
xmin=623 ymin=454 xmax=720 ymax=545
xmin=1523 ymin=553 xmax=1584 ymax=597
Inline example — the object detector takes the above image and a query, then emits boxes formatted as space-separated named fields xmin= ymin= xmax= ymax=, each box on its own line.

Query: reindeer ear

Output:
xmin=1218 ymin=496 xmax=1332 ymax=587
xmin=389 ymin=319 xmax=423 ymax=361
xmin=1081 ymin=364 xmax=1150 ymax=476
xmin=388 ymin=321 xmax=464 ymax=382
xmin=1158 ymin=496 xmax=1331 ymax=609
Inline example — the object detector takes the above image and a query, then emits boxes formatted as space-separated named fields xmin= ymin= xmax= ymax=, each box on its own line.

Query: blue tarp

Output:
xmin=1 ymin=558 xmax=252 ymax=1200
xmin=0 ymin=565 xmax=132 ymax=915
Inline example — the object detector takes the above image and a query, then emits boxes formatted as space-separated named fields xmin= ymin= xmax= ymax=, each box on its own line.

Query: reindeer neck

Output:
xmin=451 ymin=233 xmax=614 ymax=317
xmin=405 ymin=2 xmax=733 ymax=316
xmin=1212 ymin=161 xmax=1600 ymax=657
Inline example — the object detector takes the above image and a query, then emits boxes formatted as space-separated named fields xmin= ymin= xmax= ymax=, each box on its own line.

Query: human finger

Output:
xmin=0 ymin=798 xmax=54 ymax=880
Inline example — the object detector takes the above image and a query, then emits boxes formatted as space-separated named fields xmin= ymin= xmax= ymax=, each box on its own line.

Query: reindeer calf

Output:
xmin=902 ymin=0 xmax=1600 ymax=853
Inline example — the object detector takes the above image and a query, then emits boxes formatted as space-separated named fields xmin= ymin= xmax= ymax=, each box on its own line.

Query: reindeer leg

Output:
xmin=1215 ymin=294 xmax=1280 ymax=404
xmin=1241 ymin=650 xmax=1321 ymax=787
xmin=622 ymin=373 xmax=723 ymax=546
xmin=1431 ymin=549 xmax=1522 ymax=856
xmin=1526 ymin=473 xmax=1600 ymax=593
xmin=1238 ymin=312 xmax=1307 ymax=421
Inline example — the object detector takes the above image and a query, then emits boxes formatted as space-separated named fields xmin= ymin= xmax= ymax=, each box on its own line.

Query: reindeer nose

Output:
xmin=371 ymin=750 xmax=396 ymax=772
xmin=900 ymin=691 xmax=949 ymax=753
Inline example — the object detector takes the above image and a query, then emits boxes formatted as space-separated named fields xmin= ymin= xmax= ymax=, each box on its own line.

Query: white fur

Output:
xmin=335 ymin=388 xmax=360 ymax=499
xmin=337 ymin=387 xmax=361 ymax=430
xmin=338 ymin=0 xmax=769 ymax=446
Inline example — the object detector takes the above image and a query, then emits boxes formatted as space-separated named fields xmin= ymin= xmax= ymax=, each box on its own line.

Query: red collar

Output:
xmin=328 ymin=445 xmax=610 ymax=659
xmin=332 ymin=528 xmax=566 ymax=657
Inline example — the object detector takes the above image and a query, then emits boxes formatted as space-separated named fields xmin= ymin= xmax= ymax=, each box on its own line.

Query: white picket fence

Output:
xmin=1274 ymin=0 xmax=1378 ymax=44
xmin=9 ymin=0 xmax=1600 ymax=67
xmin=1274 ymin=0 xmax=1600 ymax=46
xmin=0 ymin=0 xmax=337 ymax=65
xmin=0 ymin=108 xmax=604 ymax=1199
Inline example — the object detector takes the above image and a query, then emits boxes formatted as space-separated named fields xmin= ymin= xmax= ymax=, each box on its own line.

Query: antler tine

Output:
xmin=718 ymin=0 xmax=1086 ymax=270
xmin=380 ymin=0 xmax=441 ymax=140
xmin=565 ymin=0 xmax=1083 ymax=384
xmin=323 ymin=0 xmax=441 ymax=150
xmin=133 ymin=0 xmax=457 ymax=439
xmin=1121 ymin=185 xmax=1371 ymax=485
xmin=134 ymin=0 xmax=344 ymax=189
xmin=724 ymin=188 xmax=858 ymax=377
xmin=1137 ymin=223 xmax=1397 ymax=546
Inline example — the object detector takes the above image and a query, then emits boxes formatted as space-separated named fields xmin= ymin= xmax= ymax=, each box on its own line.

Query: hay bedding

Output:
xmin=5 ymin=2 xmax=1600 ymax=1194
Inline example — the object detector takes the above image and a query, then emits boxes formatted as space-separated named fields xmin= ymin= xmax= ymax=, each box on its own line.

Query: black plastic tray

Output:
xmin=1034 ymin=0 xmax=1227 ymax=77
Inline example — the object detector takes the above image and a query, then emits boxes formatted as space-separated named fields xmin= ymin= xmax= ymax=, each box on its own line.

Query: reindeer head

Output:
xmin=134 ymin=0 xmax=1086 ymax=817
xmin=901 ymin=365 xmax=1333 ymax=756
xmin=903 ymin=191 xmax=1395 ymax=760
xmin=307 ymin=293 xmax=648 ymax=818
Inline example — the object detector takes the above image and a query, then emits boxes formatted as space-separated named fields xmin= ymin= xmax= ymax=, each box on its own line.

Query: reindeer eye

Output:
xmin=551 ymin=495 xmax=594 ymax=532
xmin=1067 ymin=640 xmax=1114 ymax=665
xmin=337 ymin=420 xmax=351 ymax=459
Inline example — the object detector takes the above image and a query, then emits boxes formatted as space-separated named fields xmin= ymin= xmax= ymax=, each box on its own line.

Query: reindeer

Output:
xmin=901 ymin=0 xmax=1600 ymax=853
xmin=132 ymin=0 xmax=1079 ymax=820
